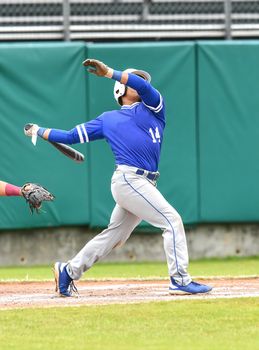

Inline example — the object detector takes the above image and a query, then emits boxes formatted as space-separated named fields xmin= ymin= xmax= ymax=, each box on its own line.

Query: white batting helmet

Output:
xmin=113 ymin=68 xmax=151 ymax=105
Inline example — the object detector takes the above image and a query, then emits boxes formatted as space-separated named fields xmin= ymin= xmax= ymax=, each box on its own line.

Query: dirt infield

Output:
xmin=0 ymin=277 xmax=258 ymax=309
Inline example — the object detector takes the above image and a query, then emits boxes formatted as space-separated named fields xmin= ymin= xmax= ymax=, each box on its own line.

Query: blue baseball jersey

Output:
xmin=77 ymin=98 xmax=165 ymax=172
xmin=47 ymin=73 xmax=166 ymax=172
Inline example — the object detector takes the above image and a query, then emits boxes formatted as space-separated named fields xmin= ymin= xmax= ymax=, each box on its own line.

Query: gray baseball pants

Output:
xmin=67 ymin=165 xmax=192 ymax=286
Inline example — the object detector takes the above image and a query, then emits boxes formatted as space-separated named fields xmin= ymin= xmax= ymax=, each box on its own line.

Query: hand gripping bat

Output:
xmin=24 ymin=123 xmax=84 ymax=163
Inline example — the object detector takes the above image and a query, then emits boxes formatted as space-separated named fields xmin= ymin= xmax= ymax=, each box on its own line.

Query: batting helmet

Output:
xmin=113 ymin=68 xmax=151 ymax=105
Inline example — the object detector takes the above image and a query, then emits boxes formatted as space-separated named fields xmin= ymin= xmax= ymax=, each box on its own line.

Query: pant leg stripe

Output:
xmin=123 ymin=174 xmax=183 ymax=283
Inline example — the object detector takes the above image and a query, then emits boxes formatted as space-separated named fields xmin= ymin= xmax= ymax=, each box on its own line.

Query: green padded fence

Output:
xmin=0 ymin=42 xmax=89 ymax=229
xmin=1 ymin=41 xmax=259 ymax=230
xmin=198 ymin=41 xmax=259 ymax=222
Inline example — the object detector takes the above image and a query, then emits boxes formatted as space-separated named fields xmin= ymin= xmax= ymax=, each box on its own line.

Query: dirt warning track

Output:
xmin=0 ymin=278 xmax=258 ymax=309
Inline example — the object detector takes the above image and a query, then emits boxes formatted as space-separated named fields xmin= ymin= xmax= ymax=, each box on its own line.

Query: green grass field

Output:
xmin=0 ymin=257 xmax=258 ymax=350
xmin=0 ymin=256 xmax=258 ymax=281
xmin=0 ymin=299 xmax=258 ymax=350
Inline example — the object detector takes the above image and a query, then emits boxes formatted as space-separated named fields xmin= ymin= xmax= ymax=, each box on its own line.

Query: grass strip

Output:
xmin=0 ymin=256 xmax=258 ymax=281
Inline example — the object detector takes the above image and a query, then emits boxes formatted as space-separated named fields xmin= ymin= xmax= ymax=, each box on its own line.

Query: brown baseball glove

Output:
xmin=21 ymin=183 xmax=54 ymax=214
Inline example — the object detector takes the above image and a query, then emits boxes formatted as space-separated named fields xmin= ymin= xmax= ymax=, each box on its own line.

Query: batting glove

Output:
xmin=24 ymin=123 xmax=40 ymax=145
xmin=83 ymin=59 xmax=110 ymax=77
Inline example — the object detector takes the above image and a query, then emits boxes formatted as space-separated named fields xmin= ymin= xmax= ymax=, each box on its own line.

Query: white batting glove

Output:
xmin=24 ymin=123 xmax=40 ymax=145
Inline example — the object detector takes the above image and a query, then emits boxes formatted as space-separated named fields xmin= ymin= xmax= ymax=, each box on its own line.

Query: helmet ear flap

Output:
xmin=118 ymin=87 xmax=127 ymax=105
xmin=114 ymin=81 xmax=126 ymax=105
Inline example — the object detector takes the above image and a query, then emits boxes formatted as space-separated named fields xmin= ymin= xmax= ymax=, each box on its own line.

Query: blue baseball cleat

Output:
xmin=54 ymin=262 xmax=78 ymax=297
xmin=169 ymin=277 xmax=212 ymax=295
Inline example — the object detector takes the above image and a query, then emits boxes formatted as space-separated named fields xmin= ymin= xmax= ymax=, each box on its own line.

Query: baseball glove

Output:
xmin=21 ymin=183 xmax=54 ymax=214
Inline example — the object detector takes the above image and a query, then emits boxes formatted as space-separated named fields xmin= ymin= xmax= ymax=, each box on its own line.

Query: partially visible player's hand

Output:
xmin=24 ymin=123 xmax=40 ymax=137
xmin=21 ymin=183 xmax=54 ymax=214
xmin=83 ymin=59 xmax=110 ymax=77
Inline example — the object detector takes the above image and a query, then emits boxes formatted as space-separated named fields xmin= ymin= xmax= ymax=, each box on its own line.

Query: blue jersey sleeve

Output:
xmin=127 ymin=74 xmax=165 ymax=121
xmin=48 ymin=127 xmax=80 ymax=144
xmin=84 ymin=115 xmax=104 ymax=141
xmin=126 ymin=73 xmax=162 ymax=111
xmin=46 ymin=115 xmax=104 ymax=144
xmin=111 ymin=70 xmax=164 ymax=116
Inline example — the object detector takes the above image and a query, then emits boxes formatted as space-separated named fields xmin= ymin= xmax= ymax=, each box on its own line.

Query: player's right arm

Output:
xmin=123 ymin=73 xmax=163 ymax=113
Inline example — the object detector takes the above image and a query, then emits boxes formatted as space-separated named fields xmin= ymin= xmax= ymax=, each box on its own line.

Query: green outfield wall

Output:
xmin=197 ymin=41 xmax=259 ymax=222
xmin=0 ymin=41 xmax=258 ymax=229
xmin=0 ymin=42 xmax=90 ymax=229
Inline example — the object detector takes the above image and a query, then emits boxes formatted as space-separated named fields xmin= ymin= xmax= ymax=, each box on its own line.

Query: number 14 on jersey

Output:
xmin=149 ymin=127 xmax=161 ymax=143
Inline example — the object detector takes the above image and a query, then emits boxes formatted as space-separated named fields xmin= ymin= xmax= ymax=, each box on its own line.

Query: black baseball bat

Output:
xmin=24 ymin=124 xmax=85 ymax=163
xmin=49 ymin=141 xmax=84 ymax=163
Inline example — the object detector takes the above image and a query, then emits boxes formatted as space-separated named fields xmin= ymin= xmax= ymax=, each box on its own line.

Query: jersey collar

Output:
xmin=121 ymin=102 xmax=141 ymax=110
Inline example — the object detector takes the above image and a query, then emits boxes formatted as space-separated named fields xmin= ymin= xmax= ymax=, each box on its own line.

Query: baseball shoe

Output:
xmin=54 ymin=262 xmax=78 ymax=297
xmin=169 ymin=278 xmax=212 ymax=295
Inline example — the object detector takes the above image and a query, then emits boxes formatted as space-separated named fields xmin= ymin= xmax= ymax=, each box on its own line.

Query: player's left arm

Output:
xmin=24 ymin=116 xmax=105 ymax=145
xmin=24 ymin=124 xmax=87 ymax=144
xmin=83 ymin=59 xmax=162 ymax=112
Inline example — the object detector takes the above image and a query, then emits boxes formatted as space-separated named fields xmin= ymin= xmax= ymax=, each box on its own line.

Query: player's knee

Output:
xmin=166 ymin=211 xmax=183 ymax=230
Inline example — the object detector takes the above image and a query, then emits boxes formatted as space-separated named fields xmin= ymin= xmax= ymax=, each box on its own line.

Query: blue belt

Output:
xmin=115 ymin=165 xmax=159 ymax=181
xmin=136 ymin=169 xmax=160 ymax=181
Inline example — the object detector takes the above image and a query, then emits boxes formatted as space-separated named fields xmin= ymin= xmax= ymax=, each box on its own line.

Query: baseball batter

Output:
xmin=25 ymin=59 xmax=212 ymax=296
